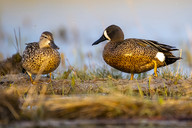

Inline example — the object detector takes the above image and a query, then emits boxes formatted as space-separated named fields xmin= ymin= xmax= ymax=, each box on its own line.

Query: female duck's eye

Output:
xmin=42 ymin=35 xmax=48 ymax=39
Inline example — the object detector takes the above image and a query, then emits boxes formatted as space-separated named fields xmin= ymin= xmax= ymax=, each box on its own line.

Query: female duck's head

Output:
xmin=39 ymin=31 xmax=59 ymax=49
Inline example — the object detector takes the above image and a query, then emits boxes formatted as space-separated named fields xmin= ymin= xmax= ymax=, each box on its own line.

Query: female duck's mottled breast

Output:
xmin=22 ymin=42 xmax=60 ymax=74
xmin=35 ymin=47 xmax=60 ymax=74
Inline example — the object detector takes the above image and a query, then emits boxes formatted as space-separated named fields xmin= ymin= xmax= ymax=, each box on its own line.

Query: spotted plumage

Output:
xmin=22 ymin=31 xmax=60 ymax=84
xmin=92 ymin=25 xmax=181 ymax=80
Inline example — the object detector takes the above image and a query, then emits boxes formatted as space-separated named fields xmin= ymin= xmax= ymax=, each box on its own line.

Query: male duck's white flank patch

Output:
xmin=155 ymin=52 xmax=165 ymax=62
xmin=104 ymin=30 xmax=111 ymax=40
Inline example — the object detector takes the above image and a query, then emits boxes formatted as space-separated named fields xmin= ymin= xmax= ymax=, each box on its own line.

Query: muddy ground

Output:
xmin=0 ymin=73 xmax=191 ymax=95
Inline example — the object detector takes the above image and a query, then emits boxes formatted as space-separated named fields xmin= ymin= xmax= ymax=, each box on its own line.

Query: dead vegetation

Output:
xmin=0 ymin=71 xmax=192 ymax=125
xmin=0 ymin=88 xmax=20 ymax=124
xmin=0 ymin=52 xmax=23 ymax=75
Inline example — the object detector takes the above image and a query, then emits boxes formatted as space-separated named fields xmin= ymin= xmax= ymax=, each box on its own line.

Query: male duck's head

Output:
xmin=39 ymin=31 xmax=59 ymax=49
xmin=92 ymin=25 xmax=124 ymax=45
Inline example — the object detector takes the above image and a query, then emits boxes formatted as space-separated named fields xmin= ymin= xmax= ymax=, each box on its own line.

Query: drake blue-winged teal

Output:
xmin=92 ymin=25 xmax=181 ymax=80
xmin=22 ymin=31 xmax=60 ymax=84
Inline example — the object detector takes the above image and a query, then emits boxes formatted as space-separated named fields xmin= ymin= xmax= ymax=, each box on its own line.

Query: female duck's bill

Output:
xmin=51 ymin=42 xmax=59 ymax=49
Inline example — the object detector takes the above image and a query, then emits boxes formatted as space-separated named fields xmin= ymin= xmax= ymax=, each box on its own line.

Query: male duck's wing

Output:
xmin=135 ymin=39 xmax=178 ymax=52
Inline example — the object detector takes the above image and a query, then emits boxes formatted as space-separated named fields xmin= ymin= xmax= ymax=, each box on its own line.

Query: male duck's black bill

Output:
xmin=92 ymin=34 xmax=107 ymax=46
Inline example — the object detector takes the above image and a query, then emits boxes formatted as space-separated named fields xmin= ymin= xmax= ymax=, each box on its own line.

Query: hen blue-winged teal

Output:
xmin=22 ymin=31 xmax=60 ymax=84
xmin=92 ymin=25 xmax=181 ymax=80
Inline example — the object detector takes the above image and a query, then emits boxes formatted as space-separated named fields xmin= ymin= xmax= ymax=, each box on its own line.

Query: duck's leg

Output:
xmin=130 ymin=73 xmax=134 ymax=80
xmin=27 ymin=71 xmax=37 ymax=85
xmin=29 ymin=75 xmax=33 ymax=83
xmin=48 ymin=72 xmax=52 ymax=83
xmin=152 ymin=60 xmax=158 ymax=77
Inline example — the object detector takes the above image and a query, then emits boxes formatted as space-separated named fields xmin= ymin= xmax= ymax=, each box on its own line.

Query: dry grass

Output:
xmin=0 ymin=70 xmax=192 ymax=124
xmin=33 ymin=95 xmax=192 ymax=120
xmin=0 ymin=52 xmax=23 ymax=75
xmin=1 ymin=81 xmax=192 ymax=125
xmin=0 ymin=88 xmax=20 ymax=124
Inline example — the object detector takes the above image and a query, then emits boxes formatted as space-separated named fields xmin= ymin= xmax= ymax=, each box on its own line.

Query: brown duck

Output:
xmin=92 ymin=25 xmax=181 ymax=80
xmin=22 ymin=31 xmax=60 ymax=84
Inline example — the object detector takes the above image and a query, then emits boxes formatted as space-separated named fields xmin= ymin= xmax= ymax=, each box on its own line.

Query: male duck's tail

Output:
xmin=164 ymin=52 xmax=182 ymax=65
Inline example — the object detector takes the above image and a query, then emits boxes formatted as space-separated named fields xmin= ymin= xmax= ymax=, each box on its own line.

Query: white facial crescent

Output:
xmin=104 ymin=30 xmax=111 ymax=40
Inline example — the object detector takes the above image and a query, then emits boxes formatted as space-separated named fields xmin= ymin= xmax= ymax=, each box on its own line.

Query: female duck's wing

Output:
xmin=24 ymin=42 xmax=39 ymax=51
xmin=23 ymin=42 xmax=39 ymax=58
